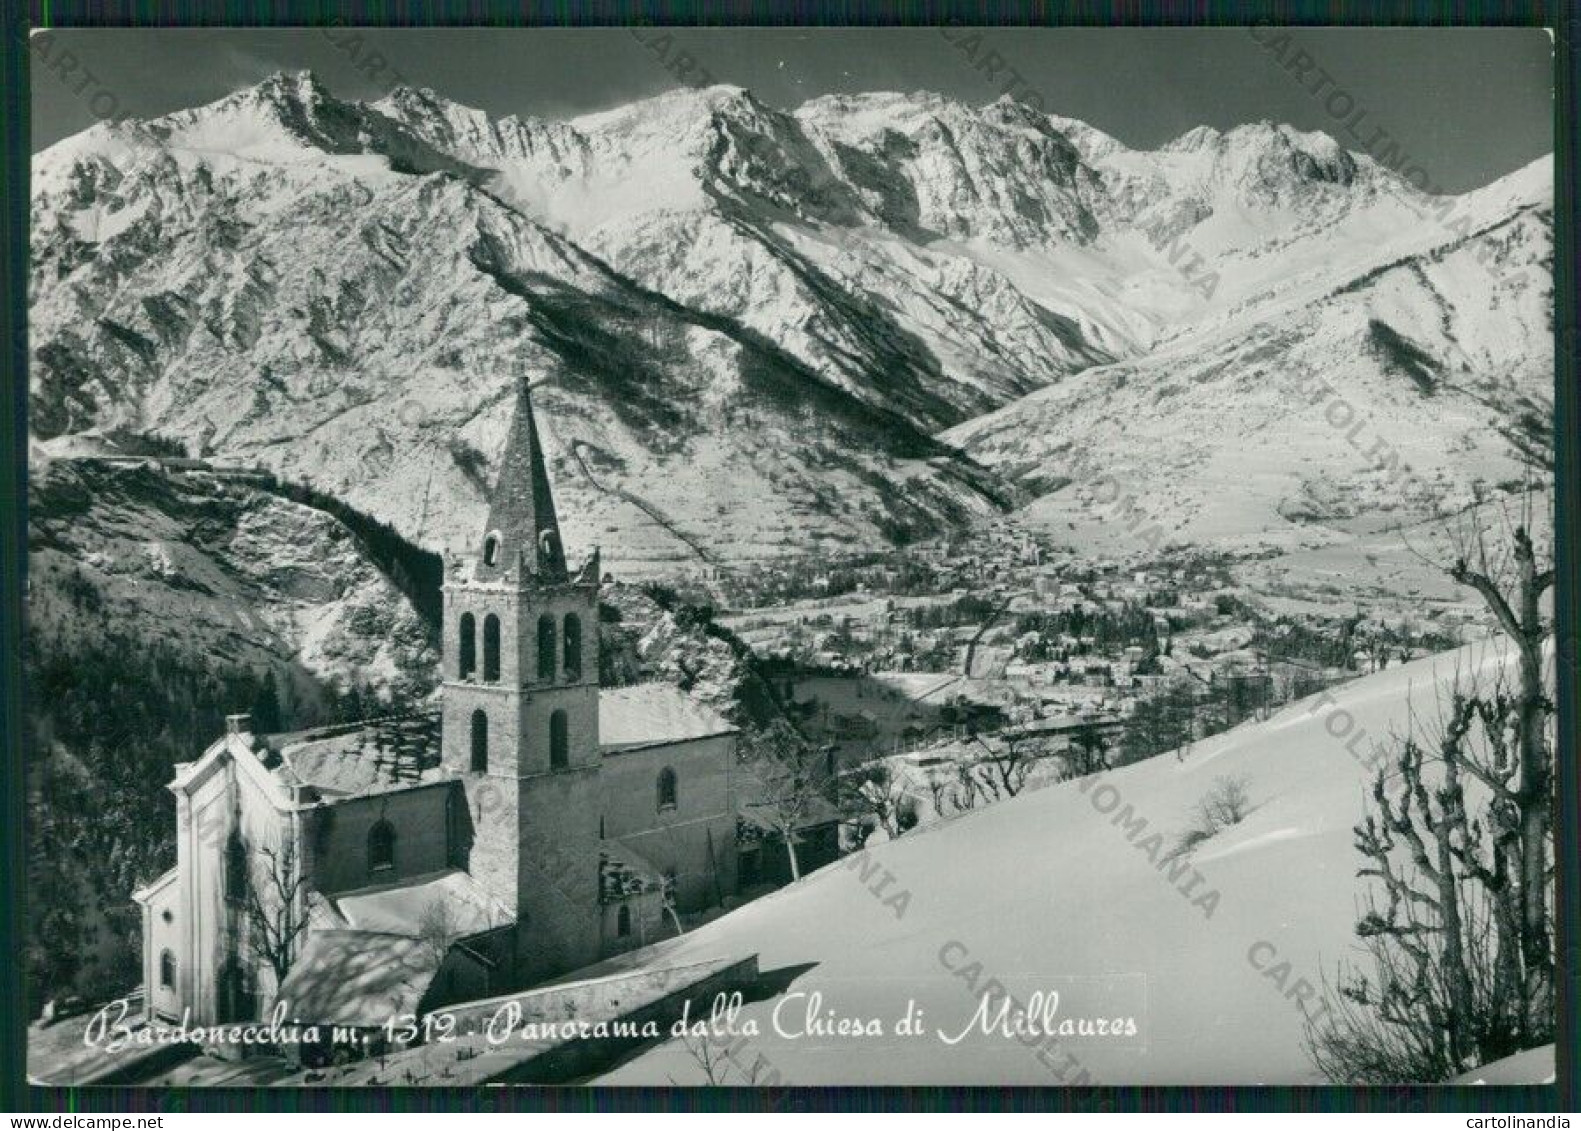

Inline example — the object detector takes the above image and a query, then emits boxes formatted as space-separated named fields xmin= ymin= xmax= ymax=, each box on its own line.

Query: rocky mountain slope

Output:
xmin=29 ymin=73 xmax=1552 ymax=572
xmin=28 ymin=454 xmax=440 ymax=707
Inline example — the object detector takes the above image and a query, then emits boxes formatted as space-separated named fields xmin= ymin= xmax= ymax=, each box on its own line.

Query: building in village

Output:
xmin=133 ymin=381 xmax=780 ymax=1033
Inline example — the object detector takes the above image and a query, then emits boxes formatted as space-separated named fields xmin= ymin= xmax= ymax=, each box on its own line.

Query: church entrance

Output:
xmin=218 ymin=960 xmax=256 ymax=1024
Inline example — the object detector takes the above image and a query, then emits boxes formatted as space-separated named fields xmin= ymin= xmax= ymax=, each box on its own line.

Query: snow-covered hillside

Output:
xmin=593 ymin=640 xmax=1551 ymax=1085
xmin=29 ymin=73 xmax=1552 ymax=571
xmin=27 ymin=454 xmax=438 ymax=705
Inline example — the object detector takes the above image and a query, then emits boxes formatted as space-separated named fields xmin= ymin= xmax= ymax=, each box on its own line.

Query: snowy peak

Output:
xmin=131 ymin=69 xmax=377 ymax=158
xmin=1214 ymin=120 xmax=1360 ymax=190
xmin=1045 ymin=110 xmax=1128 ymax=162
xmin=1148 ymin=119 xmax=1368 ymax=209
xmin=1162 ymin=124 xmax=1223 ymax=153
xmin=793 ymin=89 xmax=1096 ymax=245
xmin=374 ymin=84 xmax=590 ymax=170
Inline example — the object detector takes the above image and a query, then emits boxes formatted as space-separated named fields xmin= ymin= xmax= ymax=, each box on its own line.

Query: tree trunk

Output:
xmin=1514 ymin=535 xmax=1553 ymax=1016
xmin=1454 ymin=524 xmax=1553 ymax=1019
xmin=784 ymin=836 xmax=801 ymax=882
xmin=1432 ymin=809 xmax=1476 ymax=1066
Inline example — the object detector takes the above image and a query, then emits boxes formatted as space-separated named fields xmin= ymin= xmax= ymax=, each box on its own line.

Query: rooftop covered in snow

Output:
xmin=598 ymin=684 xmax=736 ymax=754
xmin=325 ymin=868 xmax=512 ymax=938
xmin=262 ymin=713 xmax=445 ymax=801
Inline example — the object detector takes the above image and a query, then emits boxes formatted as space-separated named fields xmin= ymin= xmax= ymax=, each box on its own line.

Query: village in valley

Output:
xmin=665 ymin=519 xmax=1475 ymax=835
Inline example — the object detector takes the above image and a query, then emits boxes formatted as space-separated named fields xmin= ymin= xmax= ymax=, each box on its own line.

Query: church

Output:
xmin=133 ymin=380 xmax=748 ymax=1031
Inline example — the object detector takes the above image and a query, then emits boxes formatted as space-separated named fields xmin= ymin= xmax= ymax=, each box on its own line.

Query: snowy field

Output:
xmin=597 ymin=639 xmax=1551 ymax=1085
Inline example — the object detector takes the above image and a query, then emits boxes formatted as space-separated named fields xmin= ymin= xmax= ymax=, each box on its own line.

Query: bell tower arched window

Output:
xmin=368 ymin=820 xmax=396 ymax=873
xmin=483 ymin=533 xmax=500 ymax=567
xmin=458 ymin=613 xmax=476 ymax=681
xmin=657 ymin=767 xmax=678 ymax=811
xmin=550 ymin=709 xmax=569 ymax=769
xmin=482 ymin=615 xmax=501 ymax=683
xmin=563 ymin=613 xmax=582 ymax=679
xmin=159 ymin=950 xmax=176 ymax=988
xmin=537 ymin=615 xmax=556 ymax=681
xmin=470 ymin=709 xmax=488 ymax=772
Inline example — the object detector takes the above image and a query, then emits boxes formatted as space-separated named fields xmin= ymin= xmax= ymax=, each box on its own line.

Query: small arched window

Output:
xmin=483 ymin=533 xmax=500 ymax=567
xmin=616 ymin=904 xmax=631 ymax=938
xmin=657 ymin=767 xmax=678 ymax=811
xmin=225 ymin=832 xmax=247 ymax=904
xmin=550 ymin=709 xmax=569 ymax=770
xmin=470 ymin=709 xmax=488 ymax=772
xmin=563 ymin=613 xmax=582 ymax=679
xmin=537 ymin=615 xmax=556 ymax=681
xmin=483 ymin=614 xmax=501 ymax=683
xmin=159 ymin=950 xmax=176 ymax=988
xmin=458 ymin=612 xmax=476 ymax=681
xmin=368 ymin=820 xmax=396 ymax=873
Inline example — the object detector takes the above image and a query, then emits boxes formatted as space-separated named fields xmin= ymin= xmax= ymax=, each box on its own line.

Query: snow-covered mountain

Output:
xmin=947 ymin=156 xmax=1552 ymax=560
xmin=29 ymin=72 xmax=1552 ymax=570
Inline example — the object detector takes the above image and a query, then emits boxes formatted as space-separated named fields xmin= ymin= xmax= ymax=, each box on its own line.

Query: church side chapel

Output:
xmin=133 ymin=379 xmax=752 ymax=1032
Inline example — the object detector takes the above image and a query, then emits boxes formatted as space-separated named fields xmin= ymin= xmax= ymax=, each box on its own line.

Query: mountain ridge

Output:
xmin=29 ymin=72 xmax=1552 ymax=572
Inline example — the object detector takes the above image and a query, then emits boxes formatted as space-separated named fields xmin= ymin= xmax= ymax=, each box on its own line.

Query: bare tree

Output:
xmin=966 ymin=730 xmax=1039 ymax=799
xmin=1443 ymin=504 xmax=1553 ymax=1007
xmin=1064 ymin=726 xmax=1110 ymax=778
xmin=416 ymin=897 xmax=461 ymax=968
xmin=243 ymin=839 xmax=312 ymax=995
xmin=1165 ymin=775 xmax=1254 ymax=863
xmin=667 ymin=1025 xmax=777 ymax=1087
xmin=1194 ymin=773 xmax=1253 ymax=830
xmin=1309 ymin=677 xmax=1542 ymax=1081
xmin=1314 ymin=489 xmax=1554 ymax=1080
xmin=669 ymin=1027 xmax=736 ymax=1085
xmin=1412 ymin=489 xmax=1554 ymax=1006
xmin=739 ymin=720 xmax=827 ymax=883
xmin=835 ymin=761 xmax=913 ymax=841
xmin=925 ymin=768 xmax=960 ymax=821
xmin=947 ymin=762 xmax=982 ymax=813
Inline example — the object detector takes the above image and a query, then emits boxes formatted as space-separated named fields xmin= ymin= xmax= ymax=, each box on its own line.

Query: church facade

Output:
xmin=134 ymin=382 xmax=742 ymax=1028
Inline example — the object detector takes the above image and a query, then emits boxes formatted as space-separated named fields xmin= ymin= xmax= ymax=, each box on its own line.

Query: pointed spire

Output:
xmin=479 ymin=374 xmax=567 ymax=583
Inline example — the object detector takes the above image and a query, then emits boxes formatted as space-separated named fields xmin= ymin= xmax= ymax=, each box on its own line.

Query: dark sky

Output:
xmin=30 ymin=27 xmax=1553 ymax=192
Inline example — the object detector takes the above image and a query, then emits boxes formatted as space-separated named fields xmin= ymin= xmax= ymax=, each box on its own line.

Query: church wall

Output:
xmin=141 ymin=877 xmax=182 ymax=1022
xmin=421 ymin=942 xmax=503 ymax=1012
xmin=179 ymin=749 xmax=288 ymax=1025
xmin=308 ymin=783 xmax=456 ymax=897
xmin=600 ymin=734 xmax=738 ymax=913
xmin=599 ymin=890 xmax=666 ymax=957
xmin=458 ymin=773 xmax=520 ymax=918
xmin=512 ymin=764 xmax=603 ymax=985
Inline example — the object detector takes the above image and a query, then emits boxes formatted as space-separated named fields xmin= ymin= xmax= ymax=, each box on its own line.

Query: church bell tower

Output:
xmin=440 ymin=376 xmax=603 ymax=984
